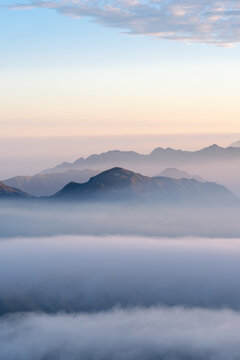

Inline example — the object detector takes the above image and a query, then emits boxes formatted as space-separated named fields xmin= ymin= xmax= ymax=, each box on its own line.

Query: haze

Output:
xmin=2 ymin=1 xmax=240 ymax=359
xmin=1 ymin=234 xmax=240 ymax=359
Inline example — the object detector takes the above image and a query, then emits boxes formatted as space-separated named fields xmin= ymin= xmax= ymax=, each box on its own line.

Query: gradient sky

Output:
xmin=1 ymin=1 xmax=240 ymax=176
xmin=2 ymin=0 xmax=240 ymax=137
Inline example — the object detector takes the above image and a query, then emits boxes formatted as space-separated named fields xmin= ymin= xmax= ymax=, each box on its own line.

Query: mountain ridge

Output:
xmin=2 ymin=169 xmax=100 ymax=197
xmin=0 ymin=181 xmax=30 ymax=199
xmin=41 ymin=144 xmax=240 ymax=174
xmin=39 ymin=145 xmax=240 ymax=197
xmin=156 ymin=168 xmax=205 ymax=182
xmin=53 ymin=167 xmax=237 ymax=205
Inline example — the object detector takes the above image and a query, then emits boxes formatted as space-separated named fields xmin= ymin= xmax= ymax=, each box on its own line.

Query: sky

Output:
xmin=1 ymin=0 xmax=240 ymax=175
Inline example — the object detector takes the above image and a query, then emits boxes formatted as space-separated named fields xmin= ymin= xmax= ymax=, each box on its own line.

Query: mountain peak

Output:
xmin=87 ymin=167 xmax=148 ymax=187
xmin=54 ymin=167 xmax=237 ymax=205
xmin=91 ymin=167 xmax=135 ymax=178
xmin=201 ymin=144 xmax=224 ymax=151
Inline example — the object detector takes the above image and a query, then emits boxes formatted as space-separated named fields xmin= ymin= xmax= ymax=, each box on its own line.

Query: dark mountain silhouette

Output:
xmin=53 ymin=167 xmax=237 ymax=205
xmin=156 ymin=168 xmax=205 ymax=182
xmin=3 ymin=169 xmax=99 ymax=197
xmin=41 ymin=144 xmax=240 ymax=197
xmin=0 ymin=181 xmax=30 ymax=199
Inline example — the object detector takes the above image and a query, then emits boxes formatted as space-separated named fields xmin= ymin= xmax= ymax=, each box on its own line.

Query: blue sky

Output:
xmin=2 ymin=1 xmax=240 ymax=70
xmin=1 ymin=1 xmax=240 ymax=176
xmin=1 ymin=1 xmax=240 ymax=141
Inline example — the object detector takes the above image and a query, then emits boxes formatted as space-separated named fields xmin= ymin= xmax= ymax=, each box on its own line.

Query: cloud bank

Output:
xmin=2 ymin=306 xmax=240 ymax=359
xmin=1 ymin=235 xmax=240 ymax=313
xmin=8 ymin=0 xmax=240 ymax=46
xmin=1 ymin=234 xmax=240 ymax=358
xmin=0 ymin=201 xmax=240 ymax=238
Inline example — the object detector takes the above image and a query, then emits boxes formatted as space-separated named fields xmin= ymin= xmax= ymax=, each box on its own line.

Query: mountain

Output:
xmin=0 ymin=182 xmax=30 ymax=199
xmin=2 ymin=169 xmax=99 ymax=197
xmin=41 ymin=144 xmax=240 ymax=197
xmin=157 ymin=168 xmax=205 ymax=182
xmin=42 ymin=150 xmax=144 ymax=174
xmin=231 ymin=140 xmax=240 ymax=147
xmin=42 ymin=145 xmax=240 ymax=175
xmin=53 ymin=167 xmax=237 ymax=205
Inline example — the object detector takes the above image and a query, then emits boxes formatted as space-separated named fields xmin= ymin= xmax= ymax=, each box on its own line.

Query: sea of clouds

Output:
xmin=1 ymin=235 xmax=240 ymax=312
xmin=2 ymin=306 xmax=240 ymax=360
xmin=1 ymin=201 xmax=240 ymax=238
xmin=1 ymin=235 xmax=240 ymax=359
xmin=1 ymin=196 xmax=240 ymax=359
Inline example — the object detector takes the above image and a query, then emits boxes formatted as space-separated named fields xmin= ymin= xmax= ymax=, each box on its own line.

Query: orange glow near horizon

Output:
xmin=2 ymin=61 xmax=240 ymax=138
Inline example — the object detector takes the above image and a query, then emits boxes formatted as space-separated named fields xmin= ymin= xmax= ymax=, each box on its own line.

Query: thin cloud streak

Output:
xmin=7 ymin=0 xmax=240 ymax=46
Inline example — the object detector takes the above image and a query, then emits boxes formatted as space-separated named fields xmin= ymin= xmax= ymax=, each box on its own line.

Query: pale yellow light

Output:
xmin=1 ymin=62 xmax=240 ymax=137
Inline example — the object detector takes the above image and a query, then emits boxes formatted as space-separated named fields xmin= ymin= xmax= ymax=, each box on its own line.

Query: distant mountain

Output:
xmin=42 ymin=150 xmax=144 ymax=174
xmin=3 ymin=169 xmax=99 ymax=196
xmin=157 ymin=168 xmax=205 ymax=182
xmin=42 ymin=144 xmax=240 ymax=175
xmin=41 ymin=144 xmax=240 ymax=196
xmin=231 ymin=140 xmax=240 ymax=147
xmin=0 ymin=182 xmax=30 ymax=199
xmin=53 ymin=167 xmax=237 ymax=205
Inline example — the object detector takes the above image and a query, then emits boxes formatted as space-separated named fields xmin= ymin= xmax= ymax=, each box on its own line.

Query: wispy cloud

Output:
xmin=6 ymin=0 xmax=240 ymax=46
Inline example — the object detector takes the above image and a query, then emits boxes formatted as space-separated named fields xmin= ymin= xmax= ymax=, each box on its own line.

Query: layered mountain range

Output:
xmin=42 ymin=144 xmax=240 ymax=175
xmin=3 ymin=169 xmax=99 ymax=197
xmin=1 ymin=144 xmax=240 ymax=204
xmin=0 ymin=166 xmax=238 ymax=205
xmin=3 ymin=144 xmax=240 ymax=197
xmin=53 ymin=167 xmax=237 ymax=205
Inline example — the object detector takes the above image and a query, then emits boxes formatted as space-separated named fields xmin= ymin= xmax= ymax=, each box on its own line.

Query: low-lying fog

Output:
xmin=3 ymin=306 xmax=240 ymax=360
xmin=1 ymin=235 xmax=240 ymax=359
xmin=1 ymin=235 xmax=240 ymax=313
xmin=1 ymin=201 xmax=240 ymax=359
xmin=1 ymin=235 xmax=240 ymax=312
xmin=0 ymin=201 xmax=240 ymax=238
